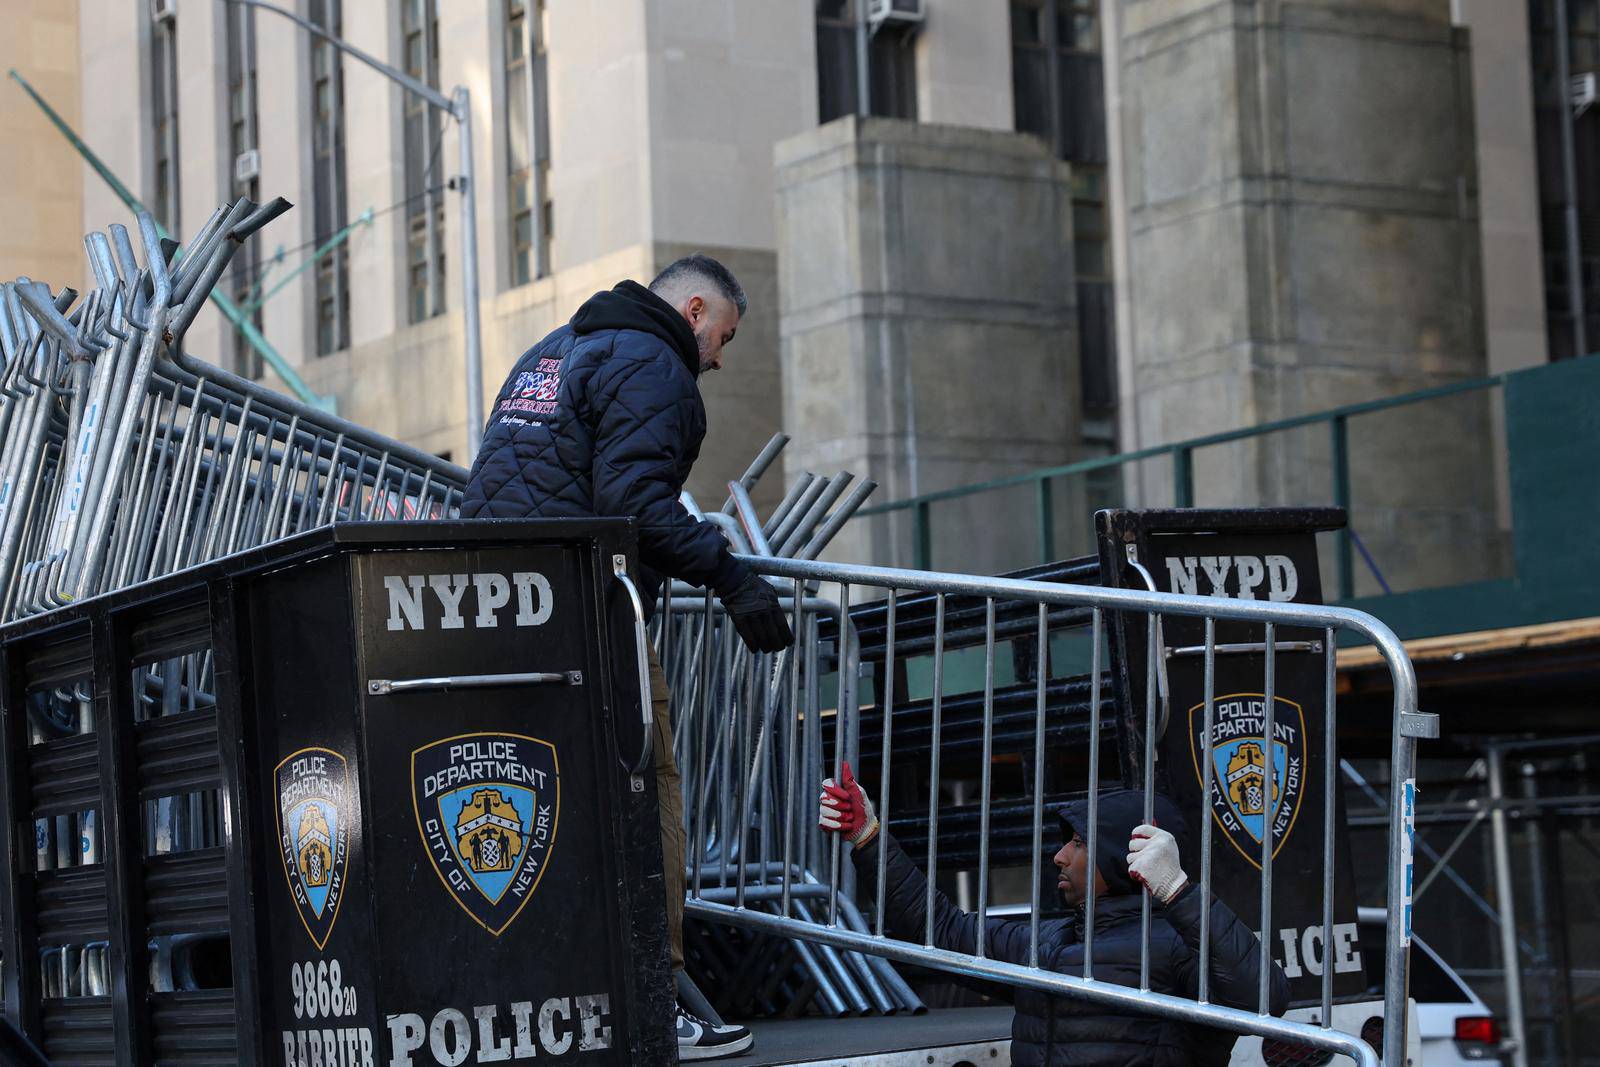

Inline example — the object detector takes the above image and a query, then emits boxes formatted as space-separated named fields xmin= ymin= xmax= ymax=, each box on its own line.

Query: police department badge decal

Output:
xmin=411 ymin=732 xmax=560 ymax=936
xmin=1187 ymin=693 xmax=1307 ymax=868
xmin=274 ymin=747 xmax=354 ymax=950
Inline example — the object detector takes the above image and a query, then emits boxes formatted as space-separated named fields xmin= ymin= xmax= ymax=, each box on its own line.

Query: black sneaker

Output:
xmin=676 ymin=1009 xmax=753 ymax=1061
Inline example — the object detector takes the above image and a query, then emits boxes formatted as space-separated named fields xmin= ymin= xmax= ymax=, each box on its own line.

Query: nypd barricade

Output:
xmin=1096 ymin=509 xmax=1371 ymax=1006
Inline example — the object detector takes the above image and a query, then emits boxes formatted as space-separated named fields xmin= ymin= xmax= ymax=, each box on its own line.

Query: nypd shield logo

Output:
xmin=274 ymin=748 xmax=354 ymax=950
xmin=412 ymin=733 xmax=560 ymax=936
xmin=1188 ymin=693 xmax=1307 ymax=868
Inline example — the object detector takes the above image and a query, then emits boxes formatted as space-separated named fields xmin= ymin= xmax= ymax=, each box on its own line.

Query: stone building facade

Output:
xmin=0 ymin=0 xmax=84 ymax=294
xmin=3 ymin=1 xmax=1584 ymax=574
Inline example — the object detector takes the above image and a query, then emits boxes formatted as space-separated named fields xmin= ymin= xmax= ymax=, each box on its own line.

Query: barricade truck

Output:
xmin=0 ymin=509 xmax=1425 ymax=1065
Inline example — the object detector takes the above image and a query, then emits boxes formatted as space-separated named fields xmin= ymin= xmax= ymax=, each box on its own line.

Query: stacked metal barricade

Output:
xmin=652 ymin=437 xmax=927 ymax=1016
xmin=0 ymin=197 xmax=466 ymax=630
xmin=0 ymin=198 xmax=465 ymax=741
xmin=4 ymin=197 xmax=469 ymax=1012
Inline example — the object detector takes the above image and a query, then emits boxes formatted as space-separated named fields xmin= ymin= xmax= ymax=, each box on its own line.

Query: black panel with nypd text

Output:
xmin=348 ymin=524 xmax=673 ymax=1066
xmin=240 ymin=521 xmax=673 ymax=1067
xmin=1096 ymin=508 xmax=1368 ymax=1005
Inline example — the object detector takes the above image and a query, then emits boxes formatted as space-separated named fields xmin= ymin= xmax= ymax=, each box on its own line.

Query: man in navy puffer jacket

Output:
xmin=464 ymin=254 xmax=787 ymax=637
xmin=464 ymin=255 xmax=792 ymax=1061
xmin=820 ymin=768 xmax=1290 ymax=1065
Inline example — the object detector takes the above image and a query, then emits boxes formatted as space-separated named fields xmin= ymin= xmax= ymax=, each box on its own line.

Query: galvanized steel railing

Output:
xmin=665 ymin=542 xmax=1424 ymax=1065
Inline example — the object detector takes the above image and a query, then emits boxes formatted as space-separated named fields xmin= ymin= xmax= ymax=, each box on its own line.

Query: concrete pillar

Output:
xmin=1105 ymin=0 xmax=1498 ymax=595
xmin=438 ymin=1 xmax=497 ymax=306
xmin=1452 ymin=0 xmax=1548 ymax=375
xmin=774 ymin=117 xmax=1079 ymax=570
xmin=914 ymin=0 xmax=1014 ymax=130
xmin=545 ymin=0 xmax=653 ymax=270
xmin=641 ymin=0 xmax=818 ymax=515
xmin=253 ymin=1 xmax=315 ymax=372
xmin=1452 ymin=1 xmax=1548 ymax=544
xmin=3 ymin=0 xmax=85 ymax=294
xmin=343 ymin=0 xmax=405 ymax=347
xmin=78 ymin=1 xmax=148 ymax=268
xmin=174 ymin=0 xmax=228 ymax=363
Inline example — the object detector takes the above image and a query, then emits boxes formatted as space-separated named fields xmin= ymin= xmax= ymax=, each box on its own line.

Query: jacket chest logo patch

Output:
xmin=1187 ymin=693 xmax=1307 ymax=868
xmin=275 ymin=747 xmax=354 ymax=950
xmin=412 ymin=733 xmax=560 ymax=935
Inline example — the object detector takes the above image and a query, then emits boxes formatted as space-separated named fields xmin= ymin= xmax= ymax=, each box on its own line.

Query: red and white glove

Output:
xmin=819 ymin=760 xmax=879 ymax=849
xmin=1127 ymin=823 xmax=1188 ymax=904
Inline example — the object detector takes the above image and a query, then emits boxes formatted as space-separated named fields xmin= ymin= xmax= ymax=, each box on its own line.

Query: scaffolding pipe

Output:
xmin=1487 ymin=745 xmax=1529 ymax=1067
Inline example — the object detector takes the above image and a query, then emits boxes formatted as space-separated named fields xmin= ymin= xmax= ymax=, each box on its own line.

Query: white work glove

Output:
xmin=818 ymin=760 xmax=879 ymax=849
xmin=1127 ymin=823 xmax=1188 ymax=905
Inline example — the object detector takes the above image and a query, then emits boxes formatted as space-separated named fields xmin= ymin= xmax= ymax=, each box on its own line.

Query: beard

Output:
xmin=695 ymin=323 xmax=716 ymax=372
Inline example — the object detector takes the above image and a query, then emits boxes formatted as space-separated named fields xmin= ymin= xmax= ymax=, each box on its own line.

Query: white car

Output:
xmin=1231 ymin=909 xmax=1505 ymax=1066
xmin=1357 ymin=908 xmax=1507 ymax=1065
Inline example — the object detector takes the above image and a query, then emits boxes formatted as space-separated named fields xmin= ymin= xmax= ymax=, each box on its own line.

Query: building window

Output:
xmin=1011 ymin=0 xmax=1116 ymax=424
xmin=1529 ymin=0 xmax=1600 ymax=360
xmin=225 ymin=0 xmax=264 ymax=378
xmin=505 ymin=0 xmax=552 ymax=286
xmin=402 ymin=0 xmax=446 ymax=323
xmin=150 ymin=7 xmax=181 ymax=234
xmin=1010 ymin=0 xmax=1105 ymax=167
xmin=815 ymin=0 xmax=918 ymax=124
xmin=311 ymin=0 xmax=352 ymax=355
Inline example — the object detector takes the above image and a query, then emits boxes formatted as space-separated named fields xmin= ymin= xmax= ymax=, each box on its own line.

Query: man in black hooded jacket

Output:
xmin=464 ymin=255 xmax=793 ymax=1060
xmin=820 ymin=766 xmax=1290 ymax=1065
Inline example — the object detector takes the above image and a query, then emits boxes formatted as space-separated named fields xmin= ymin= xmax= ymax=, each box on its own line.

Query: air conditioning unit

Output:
xmin=234 ymin=148 xmax=261 ymax=186
xmin=1572 ymin=71 xmax=1597 ymax=118
xmin=867 ymin=0 xmax=924 ymax=34
xmin=151 ymin=0 xmax=176 ymax=23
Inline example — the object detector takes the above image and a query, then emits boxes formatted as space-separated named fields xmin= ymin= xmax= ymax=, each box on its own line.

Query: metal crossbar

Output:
xmin=664 ymin=552 xmax=1421 ymax=1066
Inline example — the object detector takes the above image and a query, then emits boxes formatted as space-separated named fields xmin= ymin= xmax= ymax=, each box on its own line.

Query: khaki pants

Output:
xmin=648 ymin=647 xmax=686 ymax=973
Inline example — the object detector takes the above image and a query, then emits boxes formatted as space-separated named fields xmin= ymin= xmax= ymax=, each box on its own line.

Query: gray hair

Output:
xmin=649 ymin=253 xmax=748 ymax=317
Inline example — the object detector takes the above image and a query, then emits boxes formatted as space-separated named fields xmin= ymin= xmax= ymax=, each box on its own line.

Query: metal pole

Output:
xmin=1487 ymin=744 xmax=1529 ymax=1067
xmin=1553 ymin=0 xmax=1589 ymax=357
xmin=1519 ymin=761 xmax=1551 ymax=1062
xmin=454 ymin=87 xmax=485 ymax=455
xmin=855 ymin=0 xmax=871 ymax=116
xmin=225 ymin=0 xmax=451 ymax=111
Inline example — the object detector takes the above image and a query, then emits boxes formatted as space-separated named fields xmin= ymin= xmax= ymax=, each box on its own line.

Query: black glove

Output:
xmin=719 ymin=572 xmax=795 ymax=653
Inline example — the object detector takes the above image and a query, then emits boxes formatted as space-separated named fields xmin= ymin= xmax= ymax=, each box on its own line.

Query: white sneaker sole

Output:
xmin=677 ymin=1031 xmax=754 ymax=1061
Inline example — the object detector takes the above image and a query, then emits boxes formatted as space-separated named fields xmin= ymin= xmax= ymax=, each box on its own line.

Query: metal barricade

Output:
xmin=0 ymin=196 xmax=472 ymax=1030
xmin=658 ymin=461 xmax=905 ymax=1018
xmin=665 ymin=545 xmax=1425 ymax=1066
xmin=0 ymin=199 xmax=465 ymax=633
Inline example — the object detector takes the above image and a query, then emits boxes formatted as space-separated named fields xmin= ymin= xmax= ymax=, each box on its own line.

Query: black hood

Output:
xmin=1057 ymin=789 xmax=1189 ymax=896
xmin=570 ymin=280 xmax=700 ymax=378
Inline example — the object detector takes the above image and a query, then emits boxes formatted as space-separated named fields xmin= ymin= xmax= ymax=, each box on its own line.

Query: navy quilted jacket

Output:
xmin=852 ymin=791 xmax=1289 ymax=1066
xmin=462 ymin=281 xmax=749 ymax=615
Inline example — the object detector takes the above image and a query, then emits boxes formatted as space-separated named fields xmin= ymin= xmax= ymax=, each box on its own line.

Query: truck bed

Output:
xmin=730 ymin=1006 xmax=1013 ymax=1066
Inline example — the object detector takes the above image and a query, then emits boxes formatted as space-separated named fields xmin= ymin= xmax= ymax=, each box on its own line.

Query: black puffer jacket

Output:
xmin=1057 ymin=792 xmax=1292 ymax=1064
xmin=853 ymin=790 xmax=1288 ymax=1066
xmin=462 ymin=281 xmax=747 ymax=616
